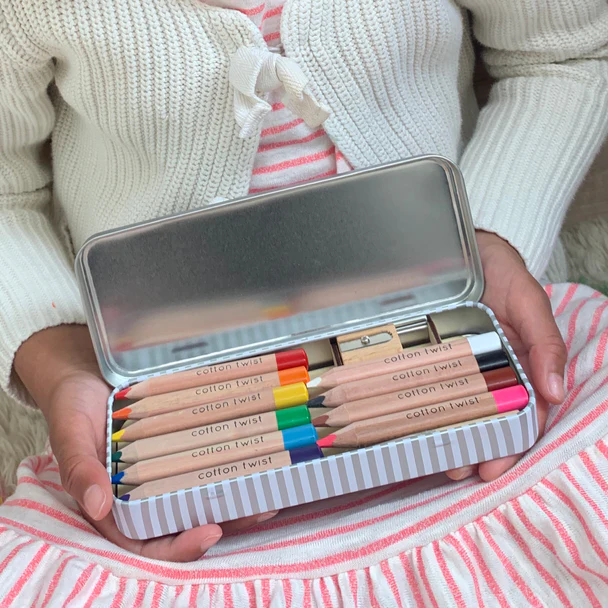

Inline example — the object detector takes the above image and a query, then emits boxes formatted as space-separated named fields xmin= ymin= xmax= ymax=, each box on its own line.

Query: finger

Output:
xmin=51 ymin=410 xmax=113 ymax=521
xmin=445 ymin=465 xmax=478 ymax=481
xmin=479 ymin=392 xmax=549 ymax=481
xmin=90 ymin=512 xmax=224 ymax=562
xmin=220 ymin=511 xmax=279 ymax=536
xmin=511 ymin=280 xmax=567 ymax=404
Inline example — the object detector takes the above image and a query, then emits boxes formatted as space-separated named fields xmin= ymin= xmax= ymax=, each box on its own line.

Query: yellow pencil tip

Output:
xmin=111 ymin=429 xmax=125 ymax=442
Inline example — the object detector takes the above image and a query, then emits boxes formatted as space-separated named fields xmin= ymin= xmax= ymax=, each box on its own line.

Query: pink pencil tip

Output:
xmin=115 ymin=388 xmax=131 ymax=400
xmin=316 ymin=434 xmax=337 ymax=448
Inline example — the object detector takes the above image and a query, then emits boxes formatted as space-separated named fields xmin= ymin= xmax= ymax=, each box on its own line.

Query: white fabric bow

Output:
xmin=229 ymin=46 xmax=331 ymax=138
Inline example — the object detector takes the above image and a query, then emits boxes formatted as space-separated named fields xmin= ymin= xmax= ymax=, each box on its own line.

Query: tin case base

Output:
xmin=108 ymin=302 xmax=536 ymax=541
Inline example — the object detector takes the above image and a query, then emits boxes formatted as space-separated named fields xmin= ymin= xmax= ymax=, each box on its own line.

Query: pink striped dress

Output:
xmin=1 ymin=3 xmax=608 ymax=606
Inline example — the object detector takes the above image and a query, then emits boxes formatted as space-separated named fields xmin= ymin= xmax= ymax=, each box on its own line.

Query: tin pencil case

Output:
xmin=75 ymin=155 xmax=537 ymax=540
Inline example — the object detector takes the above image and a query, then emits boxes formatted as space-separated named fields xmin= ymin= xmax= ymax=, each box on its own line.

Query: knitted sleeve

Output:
xmin=456 ymin=0 xmax=608 ymax=278
xmin=0 ymin=9 xmax=85 ymax=406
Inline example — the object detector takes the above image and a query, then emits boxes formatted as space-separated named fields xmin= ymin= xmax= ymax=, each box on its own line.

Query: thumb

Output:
xmin=52 ymin=414 xmax=113 ymax=521
xmin=515 ymin=280 xmax=567 ymax=404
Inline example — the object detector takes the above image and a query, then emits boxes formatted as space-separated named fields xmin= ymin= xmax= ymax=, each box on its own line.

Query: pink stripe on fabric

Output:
xmin=151 ymin=582 xmax=164 ymax=607
xmin=494 ymin=510 xmax=573 ymax=608
xmin=40 ymin=555 xmax=76 ymax=608
xmin=189 ymin=584 xmax=198 ymax=607
xmin=511 ymin=502 xmax=601 ymax=608
xmin=432 ymin=542 xmax=465 ymax=607
xmin=460 ymin=528 xmax=510 ymax=608
xmin=238 ymin=3 xmax=265 ymax=16
xmin=444 ymin=536 xmax=484 ymax=606
xmin=545 ymin=284 xmax=553 ymax=298
xmin=565 ymin=298 xmax=588 ymax=351
xmin=555 ymin=284 xmax=579 ymax=317
xmin=596 ymin=439 xmax=608 ymax=459
xmin=262 ymin=5 xmax=283 ymax=20
xmin=588 ymin=301 xmax=608 ymax=342
xmin=134 ymin=580 xmax=148 ymax=607
xmin=261 ymin=118 xmax=304 ymax=137
xmin=18 ymin=475 xmax=64 ymax=493
xmin=380 ymin=559 xmax=402 ymax=607
xmin=477 ymin=519 xmax=543 ymax=607
xmin=319 ymin=578 xmax=332 ymax=607
xmin=1 ymin=545 xmax=49 ymax=608
xmin=245 ymin=580 xmax=255 ymax=607
xmin=252 ymin=147 xmax=335 ymax=175
xmin=83 ymin=570 xmax=110 ymax=608
xmin=263 ymin=31 xmax=281 ymax=42
xmin=110 ymin=577 xmax=127 ymax=608
xmin=593 ymin=330 xmax=607 ymax=373
xmin=62 ymin=564 xmax=95 ymax=607
xmin=347 ymin=570 xmax=358 ymax=606
xmin=262 ymin=579 xmax=270 ymax=606
xmin=303 ymin=579 xmax=312 ymax=608
xmin=561 ymin=462 xmax=608 ymax=531
xmin=270 ymin=102 xmax=284 ymax=111
xmin=579 ymin=450 xmax=608 ymax=494
xmin=219 ymin=480 xmax=471 ymax=555
xmin=283 ymin=580 xmax=293 ymax=608
xmin=224 ymin=583 xmax=234 ymax=608
xmin=257 ymin=129 xmax=326 ymax=152
xmin=4 ymin=498 xmax=97 ymax=535
xmin=248 ymin=168 xmax=337 ymax=193
xmin=364 ymin=568 xmax=381 ymax=608
xmin=414 ymin=548 xmax=439 ymax=608
xmin=541 ymin=479 xmax=608 ymax=567
xmin=399 ymin=553 xmax=426 ymax=606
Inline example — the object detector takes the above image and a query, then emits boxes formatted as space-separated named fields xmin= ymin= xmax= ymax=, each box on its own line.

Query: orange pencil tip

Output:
xmin=316 ymin=434 xmax=336 ymax=448
xmin=312 ymin=415 xmax=329 ymax=427
xmin=112 ymin=408 xmax=131 ymax=420
xmin=115 ymin=388 xmax=131 ymax=400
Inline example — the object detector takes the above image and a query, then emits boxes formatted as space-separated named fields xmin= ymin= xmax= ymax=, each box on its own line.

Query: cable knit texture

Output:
xmin=0 ymin=0 xmax=607 ymax=405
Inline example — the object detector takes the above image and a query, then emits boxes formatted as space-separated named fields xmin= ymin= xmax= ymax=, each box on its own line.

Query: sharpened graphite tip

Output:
xmin=312 ymin=415 xmax=329 ymax=427
xmin=307 ymin=395 xmax=325 ymax=407
xmin=111 ymin=471 xmax=125 ymax=484
xmin=111 ymin=451 xmax=123 ymax=463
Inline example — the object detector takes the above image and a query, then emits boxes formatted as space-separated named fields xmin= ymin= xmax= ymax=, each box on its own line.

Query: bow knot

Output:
xmin=229 ymin=46 xmax=330 ymax=138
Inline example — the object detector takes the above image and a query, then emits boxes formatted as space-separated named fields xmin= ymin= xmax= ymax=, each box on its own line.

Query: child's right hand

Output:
xmin=14 ymin=325 xmax=276 ymax=561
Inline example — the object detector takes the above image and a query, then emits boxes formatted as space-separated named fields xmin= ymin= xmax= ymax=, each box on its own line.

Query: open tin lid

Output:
xmin=75 ymin=155 xmax=484 ymax=387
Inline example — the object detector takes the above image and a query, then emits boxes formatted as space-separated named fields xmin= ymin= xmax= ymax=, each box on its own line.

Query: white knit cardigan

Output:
xmin=0 ymin=0 xmax=607 ymax=401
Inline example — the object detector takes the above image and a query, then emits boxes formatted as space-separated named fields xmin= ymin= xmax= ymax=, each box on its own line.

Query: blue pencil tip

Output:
xmin=111 ymin=471 xmax=125 ymax=484
xmin=119 ymin=494 xmax=130 ymax=502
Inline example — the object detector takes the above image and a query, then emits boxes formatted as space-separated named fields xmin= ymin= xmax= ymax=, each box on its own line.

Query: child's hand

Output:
xmin=14 ymin=325 xmax=276 ymax=561
xmin=446 ymin=231 xmax=567 ymax=482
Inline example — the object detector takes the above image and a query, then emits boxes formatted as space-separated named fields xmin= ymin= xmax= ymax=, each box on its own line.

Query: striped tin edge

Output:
xmin=108 ymin=302 xmax=537 ymax=540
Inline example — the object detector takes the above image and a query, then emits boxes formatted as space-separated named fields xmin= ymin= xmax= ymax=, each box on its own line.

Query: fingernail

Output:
xmin=256 ymin=510 xmax=278 ymax=524
xmin=83 ymin=484 xmax=106 ymax=520
xmin=200 ymin=532 xmax=223 ymax=554
xmin=548 ymin=373 xmax=565 ymax=403
xmin=451 ymin=466 xmax=475 ymax=480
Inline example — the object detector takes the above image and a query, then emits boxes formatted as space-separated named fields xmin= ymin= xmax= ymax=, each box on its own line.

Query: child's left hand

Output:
xmin=445 ymin=231 xmax=567 ymax=482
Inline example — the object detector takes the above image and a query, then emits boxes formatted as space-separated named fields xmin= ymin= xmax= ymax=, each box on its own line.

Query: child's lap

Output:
xmin=0 ymin=283 xmax=607 ymax=606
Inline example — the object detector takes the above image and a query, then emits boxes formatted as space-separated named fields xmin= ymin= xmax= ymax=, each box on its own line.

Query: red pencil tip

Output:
xmin=312 ymin=415 xmax=329 ymax=427
xmin=316 ymin=434 xmax=336 ymax=448
xmin=115 ymin=388 xmax=131 ymax=400
xmin=112 ymin=408 xmax=132 ymax=420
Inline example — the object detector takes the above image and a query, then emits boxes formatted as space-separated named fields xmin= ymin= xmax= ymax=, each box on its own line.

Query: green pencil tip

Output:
xmin=111 ymin=451 xmax=123 ymax=462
